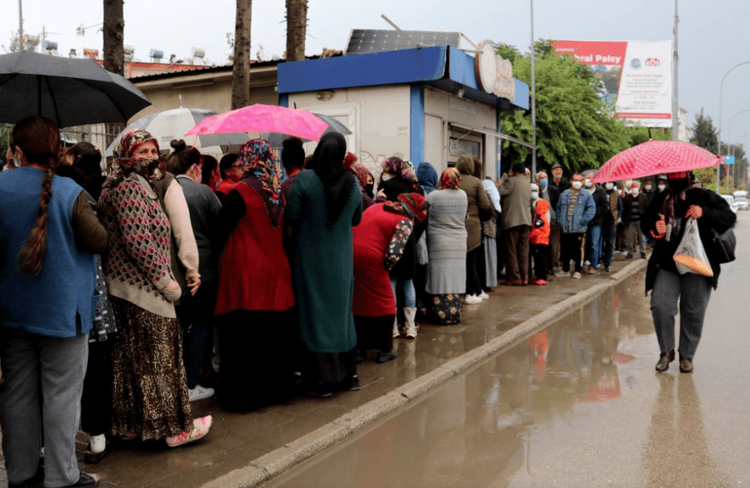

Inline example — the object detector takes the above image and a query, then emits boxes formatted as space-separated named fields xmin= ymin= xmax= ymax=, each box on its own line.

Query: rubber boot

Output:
xmin=392 ymin=316 xmax=400 ymax=338
xmin=404 ymin=307 xmax=418 ymax=339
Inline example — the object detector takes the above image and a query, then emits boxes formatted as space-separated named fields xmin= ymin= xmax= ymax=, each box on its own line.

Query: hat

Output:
xmin=582 ymin=169 xmax=596 ymax=177
xmin=551 ymin=164 xmax=563 ymax=170
xmin=657 ymin=174 xmax=668 ymax=181
xmin=530 ymin=183 xmax=539 ymax=191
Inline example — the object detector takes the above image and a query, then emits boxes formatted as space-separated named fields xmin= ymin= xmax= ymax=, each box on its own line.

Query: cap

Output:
xmin=551 ymin=164 xmax=563 ymax=170
xmin=530 ymin=183 xmax=539 ymax=191
xmin=657 ymin=174 xmax=668 ymax=180
xmin=582 ymin=169 xmax=596 ymax=177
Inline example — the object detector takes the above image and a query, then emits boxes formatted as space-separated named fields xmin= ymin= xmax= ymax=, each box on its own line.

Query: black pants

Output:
xmin=180 ymin=282 xmax=218 ymax=390
xmin=561 ymin=233 xmax=584 ymax=272
xmin=465 ymin=247 xmax=483 ymax=296
xmin=530 ymin=244 xmax=548 ymax=280
xmin=81 ymin=339 xmax=113 ymax=436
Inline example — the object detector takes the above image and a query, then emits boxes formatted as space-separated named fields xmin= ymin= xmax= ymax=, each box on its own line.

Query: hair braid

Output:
xmin=18 ymin=162 xmax=56 ymax=277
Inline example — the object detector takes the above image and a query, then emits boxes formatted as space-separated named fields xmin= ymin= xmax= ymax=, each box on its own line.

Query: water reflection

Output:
xmin=269 ymin=276 xmax=666 ymax=487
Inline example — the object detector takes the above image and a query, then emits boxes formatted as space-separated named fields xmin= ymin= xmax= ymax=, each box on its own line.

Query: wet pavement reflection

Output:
xmin=268 ymin=272 xmax=743 ymax=487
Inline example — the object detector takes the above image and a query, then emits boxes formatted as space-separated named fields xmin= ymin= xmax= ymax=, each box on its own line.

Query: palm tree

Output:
xmin=285 ymin=0 xmax=308 ymax=62
xmin=231 ymin=0 xmax=252 ymax=109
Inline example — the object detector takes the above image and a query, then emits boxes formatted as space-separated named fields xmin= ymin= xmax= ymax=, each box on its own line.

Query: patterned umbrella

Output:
xmin=591 ymin=141 xmax=723 ymax=183
xmin=185 ymin=104 xmax=329 ymax=141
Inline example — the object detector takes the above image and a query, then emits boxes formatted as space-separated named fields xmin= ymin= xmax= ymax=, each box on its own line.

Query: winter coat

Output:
xmin=529 ymin=198 xmax=551 ymax=245
xmin=499 ymin=174 xmax=532 ymax=229
xmin=556 ymin=188 xmax=596 ymax=234
xmin=456 ymin=157 xmax=491 ymax=252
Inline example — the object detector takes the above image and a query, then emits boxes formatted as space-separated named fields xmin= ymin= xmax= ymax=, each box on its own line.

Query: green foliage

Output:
xmin=689 ymin=108 xmax=747 ymax=191
xmin=0 ymin=124 xmax=11 ymax=166
xmin=689 ymin=109 xmax=718 ymax=155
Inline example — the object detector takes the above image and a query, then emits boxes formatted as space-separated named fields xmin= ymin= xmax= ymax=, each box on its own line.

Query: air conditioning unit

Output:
xmin=123 ymin=45 xmax=135 ymax=62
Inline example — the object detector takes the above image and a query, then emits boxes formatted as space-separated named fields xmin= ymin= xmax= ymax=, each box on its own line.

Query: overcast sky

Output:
xmin=3 ymin=0 xmax=750 ymax=151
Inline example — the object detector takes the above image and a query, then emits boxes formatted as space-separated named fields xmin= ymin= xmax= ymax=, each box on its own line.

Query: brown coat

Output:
xmin=456 ymin=158 xmax=491 ymax=252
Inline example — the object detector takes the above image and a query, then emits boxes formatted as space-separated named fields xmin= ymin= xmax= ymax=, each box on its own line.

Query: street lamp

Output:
xmin=530 ymin=0 xmax=537 ymax=177
xmin=717 ymin=60 xmax=750 ymax=189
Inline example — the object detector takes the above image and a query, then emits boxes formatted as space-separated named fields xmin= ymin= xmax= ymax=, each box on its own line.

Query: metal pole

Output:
xmin=18 ymin=0 xmax=24 ymax=51
xmin=530 ymin=0 xmax=537 ymax=176
xmin=672 ymin=0 xmax=679 ymax=141
xmin=727 ymin=109 xmax=750 ymax=192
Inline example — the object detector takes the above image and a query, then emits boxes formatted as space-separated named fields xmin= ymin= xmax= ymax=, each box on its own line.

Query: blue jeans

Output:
xmin=586 ymin=225 xmax=603 ymax=269
xmin=390 ymin=278 xmax=416 ymax=308
xmin=601 ymin=221 xmax=616 ymax=267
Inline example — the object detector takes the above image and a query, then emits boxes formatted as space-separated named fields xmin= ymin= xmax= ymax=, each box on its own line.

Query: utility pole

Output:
xmin=672 ymin=0 xmax=679 ymax=141
xmin=530 ymin=0 xmax=537 ymax=176
xmin=18 ymin=0 xmax=24 ymax=51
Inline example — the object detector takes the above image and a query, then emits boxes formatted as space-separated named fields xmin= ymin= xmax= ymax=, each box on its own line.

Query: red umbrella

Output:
xmin=185 ymin=103 xmax=329 ymax=141
xmin=591 ymin=140 xmax=723 ymax=183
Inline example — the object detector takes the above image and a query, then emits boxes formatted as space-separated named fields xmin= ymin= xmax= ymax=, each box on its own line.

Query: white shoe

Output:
xmin=478 ymin=291 xmax=490 ymax=300
xmin=188 ymin=385 xmax=215 ymax=401
xmin=584 ymin=260 xmax=590 ymax=267
xmin=572 ymin=272 xmax=582 ymax=279
xmin=89 ymin=434 xmax=107 ymax=454
xmin=464 ymin=294 xmax=482 ymax=304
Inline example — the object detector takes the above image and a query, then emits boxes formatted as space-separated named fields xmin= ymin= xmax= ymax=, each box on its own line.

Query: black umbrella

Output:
xmin=0 ymin=50 xmax=151 ymax=128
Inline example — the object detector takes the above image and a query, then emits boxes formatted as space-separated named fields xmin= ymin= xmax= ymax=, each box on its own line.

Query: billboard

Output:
xmin=552 ymin=40 xmax=673 ymax=128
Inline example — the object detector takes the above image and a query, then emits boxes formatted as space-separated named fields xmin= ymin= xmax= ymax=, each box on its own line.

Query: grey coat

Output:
xmin=499 ymin=174 xmax=532 ymax=229
xmin=425 ymin=189 xmax=468 ymax=294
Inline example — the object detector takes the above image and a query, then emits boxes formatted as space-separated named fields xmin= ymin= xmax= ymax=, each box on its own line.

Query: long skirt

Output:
xmin=109 ymin=297 xmax=192 ymax=441
xmin=354 ymin=315 xmax=395 ymax=352
xmin=217 ymin=309 xmax=295 ymax=411
xmin=428 ymin=293 xmax=463 ymax=325
xmin=483 ymin=235 xmax=498 ymax=287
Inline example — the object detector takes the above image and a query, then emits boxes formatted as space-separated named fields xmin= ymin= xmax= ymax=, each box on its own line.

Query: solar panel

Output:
xmin=346 ymin=29 xmax=461 ymax=55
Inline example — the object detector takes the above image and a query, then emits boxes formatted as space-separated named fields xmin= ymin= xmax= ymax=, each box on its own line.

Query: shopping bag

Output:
xmin=673 ymin=218 xmax=714 ymax=277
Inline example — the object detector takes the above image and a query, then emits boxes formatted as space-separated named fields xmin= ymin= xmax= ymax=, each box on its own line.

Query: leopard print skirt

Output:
xmin=109 ymin=297 xmax=193 ymax=440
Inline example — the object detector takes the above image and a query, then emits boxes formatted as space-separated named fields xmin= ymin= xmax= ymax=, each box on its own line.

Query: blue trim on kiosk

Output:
xmin=410 ymin=85 xmax=425 ymax=167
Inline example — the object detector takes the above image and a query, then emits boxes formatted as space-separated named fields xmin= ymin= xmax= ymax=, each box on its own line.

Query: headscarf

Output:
xmin=398 ymin=193 xmax=429 ymax=224
xmin=239 ymin=138 xmax=284 ymax=228
xmin=310 ymin=132 xmax=355 ymax=229
xmin=416 ymin=162 xmax=438 ymax=194
xmin=382 ymin=157 xmax=420 ymax=192
xmin=105 ymin=129 xmax=160 ymax=189
xmin=343 ymin=151 xmax=369 ymax=192
xmin=440 ymin=167 xmax=461 ymax=190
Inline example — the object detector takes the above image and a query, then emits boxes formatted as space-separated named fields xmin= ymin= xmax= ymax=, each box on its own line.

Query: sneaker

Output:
xmin=641 ymin=252 xmax=647 ymax=259
xmin=376 ymin=350 xmax=398 ymax=363
xmin=572 ymin=272 xmax=582 ymax=279
xmin=478 ymin=291 xmax=490 ymax=300
xmin=604 ymin=266 xmax=611 ymax=272
xmin=188 ymin=385 xmax=215 ymax=402
xmin=463 ymin=294 xmax=482 ymax=304
xmin=534 ymin=279 xmax=548 ymax=286
xmin=584 ymin=260 xmax=590 ymax=267
xmin=63 ymin=472 xmax=100 ymax=488
xmin=625 ymin=252 xmax=633 ymax=259
xmin=166 ymin=416 xmax=212 ymax=448
xmin=84 ymin=434 xmax=111 ymax=464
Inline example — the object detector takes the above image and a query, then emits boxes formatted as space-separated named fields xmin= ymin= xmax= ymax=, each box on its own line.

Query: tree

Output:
xmin=689 ymin=109 xmax=718 ymax=155
xmin=102 ymin=0 xmax=124 ymax=76
xmin=231 ymin=0 xmax=252 ymax=109
xmin=285 ymin=0 xmax=308 ymax=62
xmin=497 ymin=40 xmax=632 ymax=174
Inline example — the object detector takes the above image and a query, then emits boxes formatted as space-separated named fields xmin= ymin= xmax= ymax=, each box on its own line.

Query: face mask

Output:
xmin=531 ymin=192 xmax=539 ymax=200
xmin=572 ymin=181 xmax=583 ymax=190
xmin=605 ymin=182 xmax=614 ymax=191
xmin=644 ymin=185 xmax=652 ymax=191
xmin=585 ymin=179 xmax=592 ymax=188
xmin=624 ymin=188 xmax=631 ymax=195
xmin=658 ymin=184 xmax=666 ymax=191
xmin=381 ymin=174 xmax=392 ymax=182
xmin=539 ymin=178 xmax=548 ymax=188
xmin=365 ymin=183 xmax=374 ymax=196
xmin=631 ymin=189 xmax=639 ymax=196
xmin=669 ymin=178 xmax=690 ymax=193
xmin=624 ymin=181 xmax=632 ymax=191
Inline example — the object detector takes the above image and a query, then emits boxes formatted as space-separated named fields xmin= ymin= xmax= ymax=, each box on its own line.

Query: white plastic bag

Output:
xmin=673 ymin=218 xmax=714 ymax=277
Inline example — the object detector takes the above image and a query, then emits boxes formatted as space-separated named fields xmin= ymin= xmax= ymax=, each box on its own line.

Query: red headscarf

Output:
xmin=398 ymin=193 xmax=428 ymax=224
xmin=343 ymin=152 xmax=369 ymax=192
xmin=440 ymin=167 xmax=461 ymax=190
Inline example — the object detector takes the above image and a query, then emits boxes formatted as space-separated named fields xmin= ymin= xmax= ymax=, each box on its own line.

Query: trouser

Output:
xmin=465 ymin=248 xmax=483 ymax=295
xmin=628 ymin=221 xmax=646 ymax=255
xmin=504 ymin=225 xmax=531 ymax=282
xmin=601 ymin=221 xmax=616 ymax=267
xmin=81 ymin=339 xmax=113 ymax=437
xmin=476 ymin=241 xmax=488 ymax=291
xmin=560 ymin=232 xmax=585 ymax=272
xmin=585 ymin=225 xmax=603 ymax=268
xmin=650 ymin=268 xmax=712 ymax=359
xmin=616 ymin=222 xmax=627 ymax=250
xmin=548 ymin=221 xmax=561 ymax=270
xmin=530 ymin=244 xmax=548 ymax=280
xmin=391 ymin=277 xmax=417 ymax=308
xmin=0 ymin=329 xmax=88 ymax=486
xmin=181 ymin=282 xmax=218 ymax=389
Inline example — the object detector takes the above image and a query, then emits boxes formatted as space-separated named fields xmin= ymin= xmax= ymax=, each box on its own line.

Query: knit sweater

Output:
xmin=99 ymin=173 xmax=178 ymax=318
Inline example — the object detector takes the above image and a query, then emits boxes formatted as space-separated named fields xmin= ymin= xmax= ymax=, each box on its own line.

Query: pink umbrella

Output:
xmin=591 ymin=140 xmax=724 ymax=183
xmin=184 ymin=104 xmax=329 ymax=141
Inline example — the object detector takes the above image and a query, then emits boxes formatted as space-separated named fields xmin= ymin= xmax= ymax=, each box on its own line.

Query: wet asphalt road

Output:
xmin=268 ymin=212 xmax=750 ymax=488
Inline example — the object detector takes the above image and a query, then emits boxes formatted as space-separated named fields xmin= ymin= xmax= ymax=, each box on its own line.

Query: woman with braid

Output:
xmin=98 ymin=130 xmax=212 ymax=448
xmin=0 ymin=116 xmax=106 ymax=487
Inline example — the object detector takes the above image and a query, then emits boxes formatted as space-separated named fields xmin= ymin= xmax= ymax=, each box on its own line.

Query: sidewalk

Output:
xmin=0 ymin=254 xmax=647 ymax=488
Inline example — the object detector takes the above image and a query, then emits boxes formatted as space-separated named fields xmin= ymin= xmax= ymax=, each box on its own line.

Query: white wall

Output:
xmin=288 ymin=85 xmax=411 ymax=180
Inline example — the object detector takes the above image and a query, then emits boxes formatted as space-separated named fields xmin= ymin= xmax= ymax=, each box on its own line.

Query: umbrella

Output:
xmin=591 ymin=140 xmax=723 ymax=183
xmin=261 ymin=113 xmax=352 ymax=147
xmin=104 ymin=108 xmax=249 ymax=157
xmin=0 ymin=50 xmax=151 ymax=127
xmin=185 ymin=104 xmax=329 ymax=142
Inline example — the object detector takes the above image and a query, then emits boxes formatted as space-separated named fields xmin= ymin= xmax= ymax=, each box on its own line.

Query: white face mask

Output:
xmin=631 ymin=189 xmax=639 ymax=196
xmin=624 ymin=181 xmax=632 ymax=191
xmin=605 ymin=182 xmax=614 ymax=191
xmin=381 ymin=174 xmax=392 ymax=182
xmin=572 ymin=181 xmax=583 ymax=190
xmin=585 ymin=179 xmax=592 ymax=188
xmin=531 ymin=192 xmax=539 ymax=200
xmin=644 ymin=185 xmax=652 ymax=191
xmin=658 ymin=184 xmax=666 ymax=191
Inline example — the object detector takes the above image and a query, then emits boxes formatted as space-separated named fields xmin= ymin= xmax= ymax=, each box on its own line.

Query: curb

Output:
xmin=200 ymin=259 xmax=648 ymax=488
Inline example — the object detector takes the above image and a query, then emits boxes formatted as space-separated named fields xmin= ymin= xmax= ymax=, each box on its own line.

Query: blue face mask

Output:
xmin=539 ymin=178 xmax=548 ymax=188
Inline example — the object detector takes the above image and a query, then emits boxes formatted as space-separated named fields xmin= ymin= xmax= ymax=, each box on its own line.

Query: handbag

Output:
xmin=711 ymin=227 xmax=736 ymax=264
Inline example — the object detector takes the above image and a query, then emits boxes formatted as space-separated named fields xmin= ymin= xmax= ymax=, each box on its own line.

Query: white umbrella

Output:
xmin=105 ymin=107 xmax=248 ymax=159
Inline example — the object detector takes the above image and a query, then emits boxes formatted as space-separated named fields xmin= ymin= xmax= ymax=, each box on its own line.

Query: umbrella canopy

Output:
xmin=0 ymin=50 xmax=151 ymax=128
xmin=591 ymin=140 xmax=723 ymax=183
xmin=185 ymin=104 xmax=329 ymax=141
xmin=104 ymin=108 xmax=249 ymax=157
xmin=261 ymin=113 xmax=352 ymax=147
